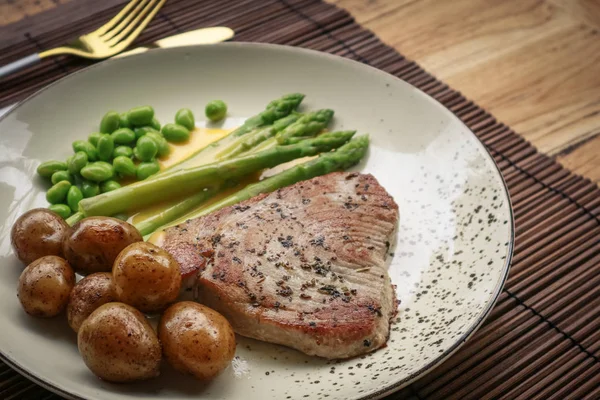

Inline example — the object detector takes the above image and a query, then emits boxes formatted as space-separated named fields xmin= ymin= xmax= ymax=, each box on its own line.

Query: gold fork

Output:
xmin=0 ymin=0 xmax=166 ymax=79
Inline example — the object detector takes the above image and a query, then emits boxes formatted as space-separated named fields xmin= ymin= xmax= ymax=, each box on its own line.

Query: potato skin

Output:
xmin=11 ymin=208 xmax=69 ymax=265
xmin=77 ymin=302 xmax=161 ymax=383
xmin=113 ymin=242 xmax=181 ymax=313
xmin=67 ymin=272 xmax=116 ymax=333
xmin=158 ymin=302 xmax=236 ymax=380
xmin=63 ymin=217 xmax=142 ymax=274
xmin=18 ymin=256 xmax=75 ymax=317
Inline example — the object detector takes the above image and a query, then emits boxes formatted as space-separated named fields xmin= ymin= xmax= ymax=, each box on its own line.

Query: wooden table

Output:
xmin=2 ymin=0 xmax=599 ymax=184
xmin=327 ymin=0 xmax=600 ymax=184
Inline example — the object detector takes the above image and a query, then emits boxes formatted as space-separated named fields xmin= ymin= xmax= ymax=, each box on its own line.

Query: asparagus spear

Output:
xmin=251 ymin=109 xmax=335 ymax=153
xmin=66 ymin=212 xmax=84 ymax=226
xmin=163 ymin=135 xmax=369 ymax=229
xmin=135 ymin=184 xmax=223 ymax=235
xmin=217 ymin=109 xmax=334 ymax=158
xmin=111 ymin=106 xmax=327 ymax=232
xmin=79 ymin=131 xmax=356 ymax=218
xmin=215 ymin=113 xmax=302 ymax=160
xmin=161 ymin=93 xmax=305 ymax=173
xmin=137 ymin=110 xmax=335 ymax=234
xmin=238 ymin=93 xmax=305 ymax=135
xmin=276 ymin=109 xmax=335 ymax=144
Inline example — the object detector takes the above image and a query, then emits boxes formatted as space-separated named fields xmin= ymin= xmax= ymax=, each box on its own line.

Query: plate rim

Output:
xmin=0 ymin=41 xmax=515 ymax=400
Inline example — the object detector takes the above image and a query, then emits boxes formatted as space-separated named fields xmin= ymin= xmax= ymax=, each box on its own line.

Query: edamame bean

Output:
xmin=88 ymin=132 xmax=102 ymax=147
xmin=136 ymin=160 xmax=160 ymax=180
xmin=72 ymin=140 xmax=98 ymax=161
xmin=81 ymin=180 xmax=100 ymax=198
xmin=72 ymin=173 xmax=84 ymax=187
xmin=175 ymin=108 xmax=195 ymax=130
xmin=100 ymin=111 xmax=120 ymax=133
xmin=67 ymin=186 xmax=83 ymax=212
xmin=150 ymin=117 xmax=161 ymax=131
xmin=132 ymin=147 xmax=143 ymax=161
xmin=65 ymin=156 xmax=74 ymax=173
xmin=111 ymin=128 xmax=136 ymax=145
xmin=127 ymin=106 xmax=154 ymax=126
xmin=80 ymin=161 xmax=114 ymax=182
xmin=46 ymin=181 xmax=71 ymax=204
xmin=134 ymin=126 xmax=158 ymax=139
xmin=119 ymin=113 xmax=131 ymax=129
xmin=161 ymin=123 xmax=190 ymax=143
xmin=135 ymin=135 xmax=158 ymax=161
xmin=145 ymin=131 xmax=171 ymax=157
xmin=97 ymin=134 xmax=115 ymax=161
xmin=113 ymin=156 xmax=137 ymax=178
xmin=51 ymin=170 xmax=72 ymax=185
xmin=65 ymin=155 xmax=73 ymax=169
xmin=100 ymin=180 xmax=121 ymax=193
xmin=113 ymin=146 xmax=133 ymax=158
xmin=48 ymin=204 xmax=71 ymax=219
xmin=68 ymin=151 xmax=88 ymax=174
xmin=37 ymin=160 xmax=67 ymax=178
xmin=205 ymin=100 xmax=227 ymax=122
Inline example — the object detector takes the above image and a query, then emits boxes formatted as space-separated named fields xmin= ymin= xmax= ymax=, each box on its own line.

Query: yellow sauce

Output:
xmin=131 ymin=198 xmax=183 ymax=225
xmin=159 ymin=127 xmax=231 ymax=169
xmin=141 ymin=172 xmax=261 ymax=238
xmin=145 ymin=183 xmax=246 ymax=246
xmin=128 ymin=127 xmax=233 ymax=226
xmin=129 ymin=126 xmax=272 ymax=239
xmin=148 ymin=230 xmax=165 ymax=246
xmin=124 ymin=127 xmax=326 ymax=245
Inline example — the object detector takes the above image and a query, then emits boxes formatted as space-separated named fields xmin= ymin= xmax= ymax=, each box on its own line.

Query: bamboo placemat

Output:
xmin=2 ymin=0 xmax=600 ymax=399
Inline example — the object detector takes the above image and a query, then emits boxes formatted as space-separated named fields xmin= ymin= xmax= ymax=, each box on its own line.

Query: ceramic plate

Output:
xmin=0 ymin=43 xmax=513 ymax=400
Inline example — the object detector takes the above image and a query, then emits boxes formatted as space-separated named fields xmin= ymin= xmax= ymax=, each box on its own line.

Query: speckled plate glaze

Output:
xmin=0 ymin=43 xmax=513 ymax=400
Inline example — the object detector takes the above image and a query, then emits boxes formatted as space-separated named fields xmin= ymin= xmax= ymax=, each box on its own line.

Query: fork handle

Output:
xmin=0 ymin=54 xmax=41 ymax=79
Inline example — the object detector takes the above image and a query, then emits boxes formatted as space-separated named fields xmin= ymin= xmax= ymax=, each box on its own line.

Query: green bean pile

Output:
xmin=37 ymin=105 xmax=199 ymax=219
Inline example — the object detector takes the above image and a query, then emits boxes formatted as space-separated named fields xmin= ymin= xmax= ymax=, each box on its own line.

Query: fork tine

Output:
xmin=105 ymin=0 xmax=160 ymax=47
xmin=93 ymin=0 xmax=143 ymax=36
xmin=108 ymin=0 xmax=165 ymax=49
xmin=101 ymin=0 xmax=150 ymax=41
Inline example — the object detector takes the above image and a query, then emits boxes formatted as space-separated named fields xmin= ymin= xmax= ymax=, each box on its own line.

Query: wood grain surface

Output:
xmin=2 ymin=0 xmax=600 ymax=184
xmin=327 ymin=0 xmax=600 ymax=184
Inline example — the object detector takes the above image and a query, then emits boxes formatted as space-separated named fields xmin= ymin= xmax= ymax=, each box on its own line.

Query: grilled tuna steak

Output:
xmin=161 ymin=172 xmax=399 ymax=359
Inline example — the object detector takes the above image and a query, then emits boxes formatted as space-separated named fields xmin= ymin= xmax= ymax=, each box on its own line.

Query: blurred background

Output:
xmin=2 ymin=0 xmax=599 ymax=184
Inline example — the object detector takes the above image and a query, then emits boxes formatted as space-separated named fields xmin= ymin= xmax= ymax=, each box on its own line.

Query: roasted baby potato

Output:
xmin=113 ymin=242 xmax=181 ymax=313
xmin=63 ymin=217 xmax=142 ymax=274
xmin=67 ymin=272 xmax=116 ymax=333
xmin=158 ymin=302 xmax=236 ymax=380
xmin=18 ymin=256 xmax=75 ymax=317
xmin=11 ymin=208 xmax=69 ymax=265
xmin=77 ymin=302 xmax=161 ymax=383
